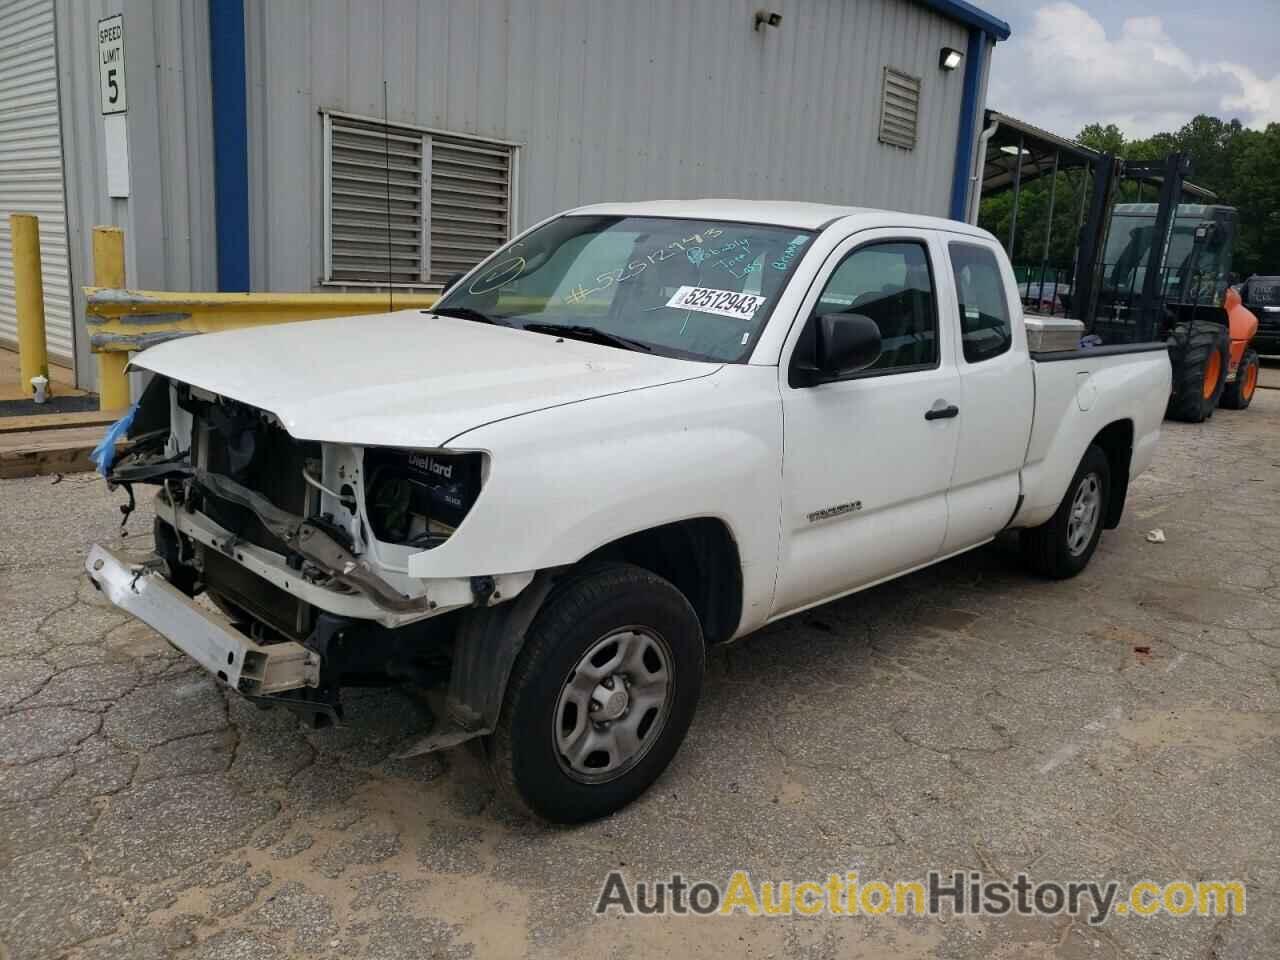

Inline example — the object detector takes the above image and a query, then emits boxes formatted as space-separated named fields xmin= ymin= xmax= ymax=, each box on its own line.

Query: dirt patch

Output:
xmin=1110 ymin=706 xmax=1275 ymax=759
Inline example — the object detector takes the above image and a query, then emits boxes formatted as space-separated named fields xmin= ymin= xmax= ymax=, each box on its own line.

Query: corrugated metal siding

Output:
xmin=0 ymin=0 xmax=73 ymax=363
xmin=245 ymin=0 xmax=972 ymax=293
xmin=54 ymin=0 xmax=216 ymax=388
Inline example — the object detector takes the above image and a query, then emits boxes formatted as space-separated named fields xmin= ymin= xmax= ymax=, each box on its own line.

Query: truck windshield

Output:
xmin=433 ymin=215 xmax=817 ymax=362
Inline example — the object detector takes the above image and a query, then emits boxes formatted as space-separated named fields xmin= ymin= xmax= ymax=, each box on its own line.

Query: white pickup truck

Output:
xmin=87 ymin=200 xmax=1171 ymax=822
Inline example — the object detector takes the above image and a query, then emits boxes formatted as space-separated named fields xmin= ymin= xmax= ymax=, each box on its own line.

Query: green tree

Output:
xmin=1232 ymin=123 xmax=1280 ymax=276
xmin=1077 ymin=123 xmax=1126 ymax=155
xmin=1172 ymin=115 xmax=1242 ymax=194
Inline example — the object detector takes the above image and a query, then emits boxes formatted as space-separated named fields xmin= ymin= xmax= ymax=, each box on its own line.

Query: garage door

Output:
xmin=0 ymin=0 xmax=73 ymax=365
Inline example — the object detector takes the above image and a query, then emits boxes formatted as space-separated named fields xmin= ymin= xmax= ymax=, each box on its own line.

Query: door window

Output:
xmin=948 ymin=243 xmax=1012 ymax=363
xmin=813 ymin=241 xmax=938 ymax=372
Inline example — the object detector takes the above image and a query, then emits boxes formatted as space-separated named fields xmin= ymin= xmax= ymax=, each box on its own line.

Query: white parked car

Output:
xmin=88 ymin=200 xmax=1171 ymax=822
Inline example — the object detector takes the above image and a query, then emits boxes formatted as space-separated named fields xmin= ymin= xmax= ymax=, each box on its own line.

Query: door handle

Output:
xmin=924 ymin=404 xmax=960 ymax=421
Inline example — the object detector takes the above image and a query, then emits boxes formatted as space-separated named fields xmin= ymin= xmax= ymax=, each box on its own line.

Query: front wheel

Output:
xmin=1220 ymin=347 xmax=1259 ymax=410
xmin=484 ymin=563 xmax=705 ymax=823
xmin=1167 ymin=322 xmax=1230 ymax=422
xmin=1021 ymin=444 xmax=1111 ymax=579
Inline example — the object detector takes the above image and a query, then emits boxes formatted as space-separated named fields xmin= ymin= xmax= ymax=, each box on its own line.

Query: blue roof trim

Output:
xmin=949 ymin=28 xmax=987 ymax=220
xmin=915 ymin=0 xmax=1011 ymax=41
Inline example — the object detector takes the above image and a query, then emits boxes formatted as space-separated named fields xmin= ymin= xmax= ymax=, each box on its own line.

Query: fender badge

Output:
xmin=807 ymin=501 xmax=862 ymax=523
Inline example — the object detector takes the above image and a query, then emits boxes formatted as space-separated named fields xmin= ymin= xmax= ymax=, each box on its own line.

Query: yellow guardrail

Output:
xmin=86 ymin=226 xmax=439 ymax=410
xmin=85 ymin=288 xmax=441 ymax=352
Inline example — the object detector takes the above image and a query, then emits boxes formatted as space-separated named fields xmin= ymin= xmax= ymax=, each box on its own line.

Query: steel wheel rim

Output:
xmin=553 ymin=626 xmax=674 ymax=784
xmin=1244 ymin=363 xmax=1257 ymax=400
xmin=1066 ymin=472 xmax=1101 ymax=557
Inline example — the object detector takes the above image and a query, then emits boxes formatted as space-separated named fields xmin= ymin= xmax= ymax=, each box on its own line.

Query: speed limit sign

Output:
xmin=98 ymin=15 xmax=127 ymax=115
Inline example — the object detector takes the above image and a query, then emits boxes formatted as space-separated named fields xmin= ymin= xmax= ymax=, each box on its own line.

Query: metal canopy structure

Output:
xmin=976 ymin=110 xmax=1218 ymax=215
xmin=970 ymin=111 xmax=1106 ymax=310
xmin=971 ymin=110 xmax=1222 ymax=323
xmin=980 ymin=111 xmax=1101 ymax=198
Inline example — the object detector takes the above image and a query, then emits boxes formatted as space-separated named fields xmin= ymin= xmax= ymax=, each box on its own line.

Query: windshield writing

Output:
xmin=436 ymin=216 xmax=816 ymax=362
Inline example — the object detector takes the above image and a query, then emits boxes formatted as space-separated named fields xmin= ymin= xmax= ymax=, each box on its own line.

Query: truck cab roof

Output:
xmin=562 ymin=198 xmax=990 ymax=238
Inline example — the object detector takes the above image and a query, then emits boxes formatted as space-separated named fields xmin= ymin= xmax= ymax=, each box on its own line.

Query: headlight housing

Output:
xmin=363 ymin=449 xmax=483 ymax=548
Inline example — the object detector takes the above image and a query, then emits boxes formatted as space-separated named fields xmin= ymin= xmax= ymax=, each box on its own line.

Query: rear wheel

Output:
xmin=484 ymin=563 xmax=705 ymax=823
xmin=1220 ymin=347 xmax=1259 ymax=410
xmin=1021 ymin=444 xmax=1111 ymax=579
xmin=1166 ymin=322 xmax=1230 ymax=422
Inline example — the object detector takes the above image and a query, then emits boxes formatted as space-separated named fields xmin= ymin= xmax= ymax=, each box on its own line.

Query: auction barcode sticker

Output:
xmin=665 ymin=286 xmax=766 ymax=320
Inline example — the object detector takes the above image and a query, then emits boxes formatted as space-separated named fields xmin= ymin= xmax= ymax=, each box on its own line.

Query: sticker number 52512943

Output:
xmin=665 ymin=286 xmax=766 ymax=320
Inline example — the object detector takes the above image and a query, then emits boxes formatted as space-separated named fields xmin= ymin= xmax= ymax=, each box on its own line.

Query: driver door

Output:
xmin=771 ymin=229 xmax=961 ymax=618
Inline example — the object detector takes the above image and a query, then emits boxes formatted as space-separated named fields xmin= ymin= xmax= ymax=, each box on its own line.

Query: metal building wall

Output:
xmin=245 ymin=0 xmax=975 ymax=292
xmin=55 ymin=0 xmax=216 ymax=387
xmin=0 ymin=0 xmax=73 ymax=364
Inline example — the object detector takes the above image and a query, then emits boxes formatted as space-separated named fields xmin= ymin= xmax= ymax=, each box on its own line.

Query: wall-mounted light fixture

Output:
xmin=755 ymin=10 xmax=783 ymax=31
xmin=939 ymin=47 xmax=963 ymax=71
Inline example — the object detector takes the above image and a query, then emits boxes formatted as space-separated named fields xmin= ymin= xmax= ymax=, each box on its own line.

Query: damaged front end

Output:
xmin=86 ymin=375 xmax=531 ymax=733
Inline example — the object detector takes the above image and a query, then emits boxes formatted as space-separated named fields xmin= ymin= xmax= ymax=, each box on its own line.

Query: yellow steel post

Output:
xmin=10 ymin=213 xmax=50 ymax=392
xmin=92 ymin=226 xmax=131 ymax=410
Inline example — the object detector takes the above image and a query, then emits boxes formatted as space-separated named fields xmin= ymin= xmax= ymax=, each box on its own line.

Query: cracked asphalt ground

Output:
xmin=2 ymin=394 xmax=1279 ymax=960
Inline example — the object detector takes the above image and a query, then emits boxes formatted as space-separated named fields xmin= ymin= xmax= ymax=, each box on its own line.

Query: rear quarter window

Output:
xmin=948 ymin=242 xmax=1012 ymax=364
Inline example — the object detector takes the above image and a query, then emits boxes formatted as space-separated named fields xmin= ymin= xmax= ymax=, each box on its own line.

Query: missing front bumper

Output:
xmin=85 ymin=543 xmax=320 ymax=696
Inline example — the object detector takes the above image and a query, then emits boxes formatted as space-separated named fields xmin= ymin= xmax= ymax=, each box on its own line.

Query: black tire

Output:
xmin=1166 ymin=322 xmax=1229 ymax=422
xmin=1021 ymin=444 xmax=1111 ymax=579
xmin=1220 ymin=347 xmax=1259 ymax=410
xmin=484 ymin=562 xmax=705 ymax=823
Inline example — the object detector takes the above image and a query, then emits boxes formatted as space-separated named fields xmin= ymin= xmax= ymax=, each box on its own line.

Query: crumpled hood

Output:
xmin=132 ymin=309 xmax=721 ymax=447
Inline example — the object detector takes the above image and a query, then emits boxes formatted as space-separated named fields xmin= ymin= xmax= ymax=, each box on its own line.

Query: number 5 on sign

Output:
xmin=98 ymin=14 xmax=127 ymax=115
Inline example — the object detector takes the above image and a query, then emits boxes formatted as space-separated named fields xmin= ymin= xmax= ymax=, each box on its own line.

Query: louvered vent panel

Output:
xmin=329 ymin=118 xmax=424 ymax=283
xmin=429 ymin=136 xmax=511 ymax=284
xmin=878 ymin=67 xmax=921 ymax=151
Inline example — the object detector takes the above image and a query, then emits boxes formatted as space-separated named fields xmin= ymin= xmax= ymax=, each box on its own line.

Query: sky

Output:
xmin=984 ymin=0 xmax=1280 ymax=140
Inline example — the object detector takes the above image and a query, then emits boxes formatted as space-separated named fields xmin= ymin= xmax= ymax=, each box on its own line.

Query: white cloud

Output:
xmin=988 ymin=3 xmax=1280 ymax=140
xmin=1219 ymin=63 xmax=1280 ymax=127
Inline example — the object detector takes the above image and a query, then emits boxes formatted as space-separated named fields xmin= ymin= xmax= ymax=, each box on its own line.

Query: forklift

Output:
xmin=973 ymin=117 xmax=1260 ymax=423
xmin=1067 ymin=153 xmax=1261 ymax=421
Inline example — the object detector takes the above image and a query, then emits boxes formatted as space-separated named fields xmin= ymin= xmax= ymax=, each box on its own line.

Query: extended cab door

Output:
xmin=771 ymin=230 xmax=961 ymax=618
xmin=939 ymin=237 xmax=1035 ymax=553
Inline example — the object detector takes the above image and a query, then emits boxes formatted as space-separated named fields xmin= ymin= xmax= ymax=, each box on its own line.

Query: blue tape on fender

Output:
xmin=90 ymin=404 xmax=138 ymax=477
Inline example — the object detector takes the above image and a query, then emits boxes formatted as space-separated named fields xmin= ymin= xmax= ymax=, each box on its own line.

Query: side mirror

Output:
xmin=790 ymin=312 xmax=882 ymax=386
xmin=817 ymin=313 xmax=881 ymax=376
xmin=442 ymin=271 xmax=467 ymax=294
